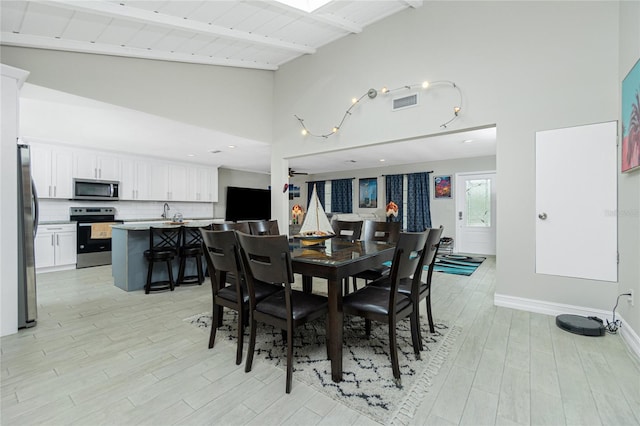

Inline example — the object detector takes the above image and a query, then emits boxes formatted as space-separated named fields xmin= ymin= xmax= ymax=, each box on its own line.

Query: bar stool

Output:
xmin=144 ymin=227 xmax=181 ymax=294
xmin=177 ymin=226 xmax=205 ymax=286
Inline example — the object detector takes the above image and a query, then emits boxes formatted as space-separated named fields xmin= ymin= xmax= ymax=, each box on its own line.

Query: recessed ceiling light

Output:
xmin=463 ymin=139 xmax=474 ymax=143
xmin=379 ymin=159 xmax=386 ymax=162
xmin=228 ymin=145 xmax=236 ymax=149
xmin=187 ymin=154 xmax=195 ymax=157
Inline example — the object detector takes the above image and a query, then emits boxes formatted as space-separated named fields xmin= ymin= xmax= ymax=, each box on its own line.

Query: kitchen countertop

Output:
xmin=39 ymin=221 xmax=76 ymax=225
xmin=112 ymin=219 xmax=219 ymax=231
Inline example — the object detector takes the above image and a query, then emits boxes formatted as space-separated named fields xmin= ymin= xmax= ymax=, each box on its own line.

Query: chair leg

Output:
xmin=245 ymin=318 xmax=257 ymax=373
xmin=414 ymin=303 xmax=424 ymax=351
xmin=167 ymin=259 xmax=175 ymax=291
xmin=410 ymin=312 xmax=421 ymax=360
xmin=351 ymin=277 xmax=358 ymax=293
xmin=177 ymin=255 xmax=186 ymax=286
xmin=145 ymin=260 xmax=153 ymax=294
xmin=425 ymin=294 xmax=435 ymax=333
xmin=235 ymin=309 xmax=244 ymax=365
xmin=285 ymin=324 xmax=294 ymax=394
xmin=365 ymin=319 xmax=372 ymax=337
xmin=196 ymin=255 xmax=204 ymax=285
xmin=209 ymin=304 xmax=220 ymax=349
xmin=388 ymin=320 xmax=401 ymax=387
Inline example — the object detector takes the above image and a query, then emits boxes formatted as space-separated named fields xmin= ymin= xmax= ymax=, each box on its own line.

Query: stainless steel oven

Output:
xmin=70 ymin=207 xmax=121 ymax=268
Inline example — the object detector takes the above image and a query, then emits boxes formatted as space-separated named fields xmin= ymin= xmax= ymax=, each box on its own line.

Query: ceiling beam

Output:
xmin=41 ymin=0 xmax=315 ymax=54
xmin=1 ymin=32 xmax=279 ymax=71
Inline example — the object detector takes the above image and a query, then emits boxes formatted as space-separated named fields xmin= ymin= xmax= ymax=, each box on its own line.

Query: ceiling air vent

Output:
xmin=392 ymin=93 xmax=418 ymax=111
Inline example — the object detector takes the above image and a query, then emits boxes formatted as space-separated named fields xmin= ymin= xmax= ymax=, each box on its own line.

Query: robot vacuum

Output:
xmin=556 ymin=314 xmax=605 ymax=337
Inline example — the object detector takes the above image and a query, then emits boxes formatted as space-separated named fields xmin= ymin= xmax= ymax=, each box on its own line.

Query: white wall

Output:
xmin=0 ymin=46 xmax=274 ymax=144
xmin=617 ymin=1 xmax=640 ymax=337
xmin=1 ymin=64 xmax=29 ymax=336
xmin=272 ymin=2 xmax=627 ymax=321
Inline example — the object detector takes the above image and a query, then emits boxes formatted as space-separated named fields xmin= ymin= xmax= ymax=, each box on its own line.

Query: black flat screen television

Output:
xmin=225 ymin=186 xmax=271 ymax=222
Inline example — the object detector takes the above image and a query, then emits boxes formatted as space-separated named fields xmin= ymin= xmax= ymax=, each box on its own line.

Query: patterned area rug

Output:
xmin=185 ymin=310 xmax=460 ymax=425
xmin=433 ymin=254 xmax=485 ymax=276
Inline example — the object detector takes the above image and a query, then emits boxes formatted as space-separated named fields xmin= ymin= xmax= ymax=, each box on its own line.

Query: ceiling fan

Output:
xmin=288 ymin=168 xmax=308 ymax=178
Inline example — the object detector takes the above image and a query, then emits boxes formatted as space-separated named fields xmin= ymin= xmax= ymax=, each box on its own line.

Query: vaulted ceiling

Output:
xmin=1 ymin=0 xmax=421 ymax=70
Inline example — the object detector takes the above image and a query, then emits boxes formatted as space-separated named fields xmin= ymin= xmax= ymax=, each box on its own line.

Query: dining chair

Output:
xmin=237 ymin=233 xmax=328 ymax=393
xmin=331 ymin=220 xmax=363 ymax=242
xmin=351 ymin=220 xmax=401 ymax=291
xmin=342 ymin=230 xmax=429 ymax=386
xmin=201 ymin=230 xmax=282 ymax=365
xmin=370 ymin=226 xmax=443 ymax=349
xmin=248 ymin=219 xmax=279 ymax=235
xmin=143 ymin=227 xmax=181 ymax=294
xmin=213 ymin=221 xmax=251 ymax=234
xmin=331 ymin=220 xmax=364 ymax=294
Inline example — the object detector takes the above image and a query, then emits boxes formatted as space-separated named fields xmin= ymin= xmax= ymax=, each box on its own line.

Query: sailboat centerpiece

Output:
xmin=296 ymin=185 xmax=335 ymax=246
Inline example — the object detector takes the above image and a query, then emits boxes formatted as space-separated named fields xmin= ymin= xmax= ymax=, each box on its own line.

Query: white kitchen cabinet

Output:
xmin=148 ymin=161 xmax=169 ymax=201
xmin=35 ymin=224 xmax=77 ymax=272
xmin=187 ymin=166 xmax=219 ymax=202
xmin=168 ymin=163 xmax=188 ymax=201
xmin=30 ymin=143 xmax=73 ymax=199
xmin=74 ymin=150 xmax=120 ymax=181
xmin=120 ymin=158 xmax=151 ymax=200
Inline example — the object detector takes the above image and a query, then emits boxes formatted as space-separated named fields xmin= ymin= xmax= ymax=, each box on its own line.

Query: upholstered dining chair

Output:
xmin=201 ymin=230 xmax=282 ymax=365
xmin=342 ymin=230 xmax=429 ymax=386
xmin=331 ymin=220 xmax=363 ymax=242
xmin=248 ymin=219 xmax=279 ymax=235
xmin=351 ymin=220 xmax=401 ymax=291
xmin=236 ymin=233 xmax=328 ymax=393
xmin=331 ymin=220 xmax=364 ymax=294
xmin=213 ymin=221 xmax=251 ymax=234
xmin=370 ymin=226 xmax=443 ymax=349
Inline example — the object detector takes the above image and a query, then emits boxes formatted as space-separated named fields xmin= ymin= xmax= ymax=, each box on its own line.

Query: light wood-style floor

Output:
xmin=2 ymin=257 xmax=639 ymax=425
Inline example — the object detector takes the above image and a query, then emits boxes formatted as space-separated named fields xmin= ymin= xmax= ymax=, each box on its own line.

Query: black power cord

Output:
xmin=605 ymin=292 xmax=632 ymax=334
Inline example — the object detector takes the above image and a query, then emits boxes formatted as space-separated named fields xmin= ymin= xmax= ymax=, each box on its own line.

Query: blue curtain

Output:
xmin=331 ymin=179 xmax=353 ymax=213
xmin=385 ymin=174 xmax=404 ymax=225
xmin=307 ymin=181 xmax=325 ymax=209
xmin=407 ymin=172 xmax=432 ymax=231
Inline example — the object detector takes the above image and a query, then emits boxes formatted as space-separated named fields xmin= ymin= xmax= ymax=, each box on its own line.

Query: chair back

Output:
xmin=237 ymin=233 xmax=293 ymax=307
xmin=182 ymin=226 xmax=204 ymax=248
xmin=248 ymin=220 xmax=279 ymax=235
xmin=387 ymin=231 xmax=429 ymax=310
xmin=201 ymin=230 xmax=243 ymax=300
xmin=149 ymin=227 xmax=181 ymax=253
xmin=213 ymin=222 xmax=251 ymax=234
xmin=331 ymin=220 xmax=363 ymax=242
xmin=423 ymin=226 xmax=444 ymax=283
xmin=361 ymin=220 xmax=400 ymax=243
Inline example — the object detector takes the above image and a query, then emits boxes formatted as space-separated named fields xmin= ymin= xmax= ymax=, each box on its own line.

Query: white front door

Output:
xmin=455 ymin=172 xmax=497 ymax=255
xmin=535 ymin=121 xmax=617 ymax=282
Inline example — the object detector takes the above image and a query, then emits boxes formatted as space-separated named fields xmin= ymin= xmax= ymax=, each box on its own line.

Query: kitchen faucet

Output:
xmin=162 ymin=202 xmax=170 ymax=219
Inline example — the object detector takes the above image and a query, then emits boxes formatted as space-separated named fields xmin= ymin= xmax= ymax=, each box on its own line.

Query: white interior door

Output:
xmin=535 ymin=121 xmax=617 ymax=282
xmin=455 ymin=172 xmax=497 ymax=255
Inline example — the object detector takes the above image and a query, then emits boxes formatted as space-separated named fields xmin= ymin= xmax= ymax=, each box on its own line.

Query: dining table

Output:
xmin=289 ymin=237 xmax=395 ymax=382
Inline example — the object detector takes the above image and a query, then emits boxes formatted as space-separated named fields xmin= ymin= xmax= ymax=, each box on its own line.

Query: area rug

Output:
xmin=185 ymin=310 xmax=460 ymax=425
xmin=433 ymin=254 xmax=485 ymax=276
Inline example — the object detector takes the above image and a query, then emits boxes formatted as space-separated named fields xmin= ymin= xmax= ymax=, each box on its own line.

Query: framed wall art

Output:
xmin=622 ymin=58 xmax=640 ymax=173
xmin=359 ymin=177 xmax=378 ymax=208
xmin=434 ymin=175 xmax=452 ymax=199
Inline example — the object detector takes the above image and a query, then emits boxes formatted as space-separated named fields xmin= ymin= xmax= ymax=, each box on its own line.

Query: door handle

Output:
xmin=538 ymin=212 xmax=548 ymax=220
xmin=458 ymin=211 xmax=463 ymax=220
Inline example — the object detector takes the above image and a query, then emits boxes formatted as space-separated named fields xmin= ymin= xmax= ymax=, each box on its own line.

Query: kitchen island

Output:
xmin=111 ymin=220 xmax=220 ymax=292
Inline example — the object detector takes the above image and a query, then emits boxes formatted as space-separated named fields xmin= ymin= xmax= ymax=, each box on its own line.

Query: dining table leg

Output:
xmin=302 ymin=275 xmax=313 ymax=294
xmin=327 ymin=276 xmax=343 ymax=382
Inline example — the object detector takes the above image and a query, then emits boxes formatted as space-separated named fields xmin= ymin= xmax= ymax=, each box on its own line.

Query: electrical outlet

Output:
xmin=628 ymin=289 xmax=634 ymax=306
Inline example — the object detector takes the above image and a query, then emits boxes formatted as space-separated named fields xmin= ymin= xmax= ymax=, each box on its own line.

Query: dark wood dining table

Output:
xmin=289 ymin=237 xmax=395 ymax=382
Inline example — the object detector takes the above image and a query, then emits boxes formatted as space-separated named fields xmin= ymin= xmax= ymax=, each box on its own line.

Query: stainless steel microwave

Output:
xmin=73 ymin=179 xmax=119 ymax=201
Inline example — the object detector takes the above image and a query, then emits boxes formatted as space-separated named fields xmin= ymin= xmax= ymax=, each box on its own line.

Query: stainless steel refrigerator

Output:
xmin=17 ymin=144 xmax=38 ymax=328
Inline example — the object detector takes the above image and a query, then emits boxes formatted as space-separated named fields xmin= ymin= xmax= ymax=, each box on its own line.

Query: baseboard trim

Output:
xmin=494 ymin=293 xmax=640 ymax=361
